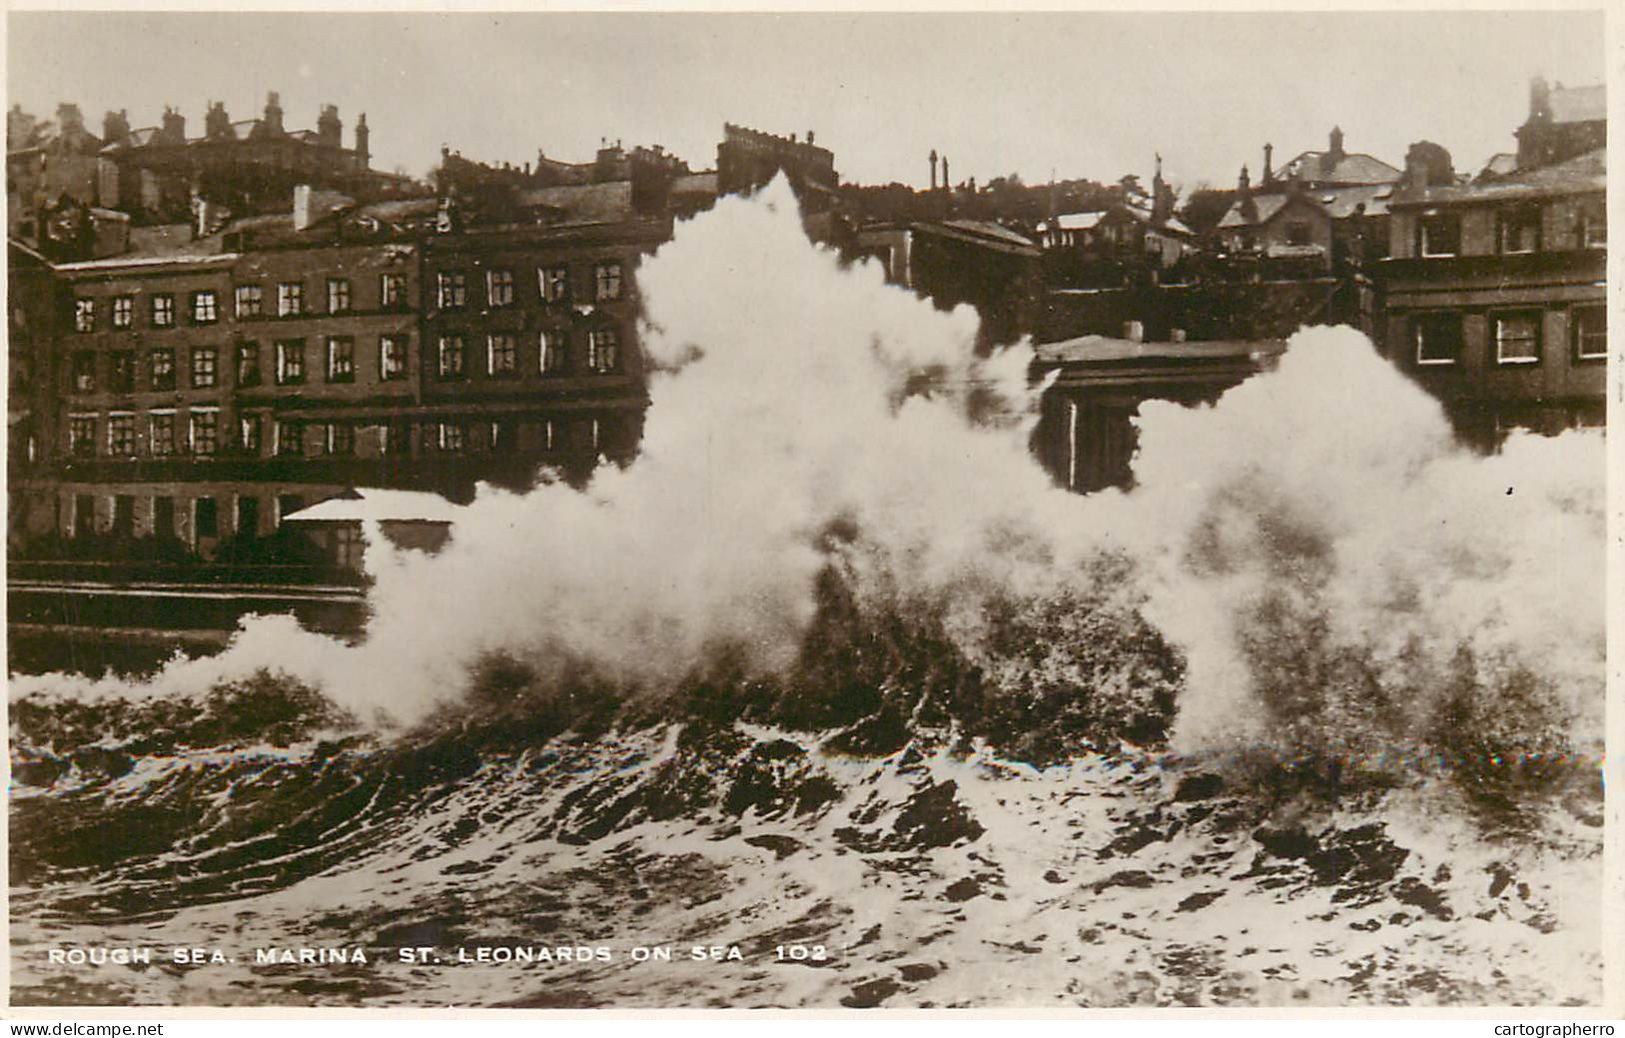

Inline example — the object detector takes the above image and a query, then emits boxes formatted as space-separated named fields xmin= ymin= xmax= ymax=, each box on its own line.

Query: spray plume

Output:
xmin=11 ymin=178 xmax=1604 ymax=779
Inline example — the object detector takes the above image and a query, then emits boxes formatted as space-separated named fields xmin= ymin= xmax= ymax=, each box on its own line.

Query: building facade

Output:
xmin=9 ymin=178 xmax=672 ymax=561
xmin=1379 ymin=145 xmax=1605 ymax=444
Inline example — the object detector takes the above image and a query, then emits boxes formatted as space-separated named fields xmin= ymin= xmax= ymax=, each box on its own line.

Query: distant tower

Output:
xmin=355 ymin=112 xmax=370 ymax=168
xmin=1262 ymin=143 xmax=1274 ymax=185
xmin=929 ymin=148 xmax=938 ymax=191
xmin=941 ymin=155 xmax=950 ymax=191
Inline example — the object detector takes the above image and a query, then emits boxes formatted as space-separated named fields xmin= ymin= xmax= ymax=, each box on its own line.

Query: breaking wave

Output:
xmin=9 ymin=178 xmax=1605 ymax=1007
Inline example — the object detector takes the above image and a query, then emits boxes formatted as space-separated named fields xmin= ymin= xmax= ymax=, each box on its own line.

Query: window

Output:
xmin=540 ymin=330 xmax=567 ymax=374
xmin=71 ymin=352 xmax=96 ymax=393
xmin=541 ymin=418 xmax=556 ymax=451
xmin=188 ymin=408 xmax=218 ymax=456
xmin=191 ymin=347 xmax=218 ymax=388
xmin=151 ymin=293 xmax=175 ymax=328
xmin=109 ymin=352 xmax=136 ymax=393
xmin=327 ymin=278 xmax=352 ymax=314
xmin=236 ymin=497 xmax=260 ymax=539
xmin=106 ymin=413 xmax=135 ymax=456
xmin=380 ymin=273 xmax=408 ymax=310
xmin=112 ymin=295 xmax=133 ymax=329
xmin=487 ymin=268 xmax=514 ymax=307
xmin=437 ymin=336 xmax=466 ymax=380
xmin=154 ymin=496 xmax=175 ymax=537
xmin=195 ymin=497 xmax=218 ymax=538
xmin=327 ymin=336 xmax=355 ymax=383
xmin=380 ymin=335 xmax=408 ymax=380
xmin=150 ymin=349 xmax=176 ymax=391
xmin=113 ymin=495 xmax=135 ymax=536
xmin=148 ymin=411 xmax=175 ymax=456
xmin=74 ymin=494 xmax=95 ymax=537
xmin=588 ymin=328 xmax=620 ymax=373
xmin=235 ymin=284 xmax=263 ymax=319
xmin=1493 ymin=312 xmax=1541 ymax=365
xmin=1573 ymin=305 xmax=1607 ymax=361
xmin=1414 ymin=312 xmax=1463 ymax=366
xmin=68 ymin=415 xmax=96 ymax=457
xmin=277 ymin=282 xmax=304 ymax=317
xmin=487 ymin=334 xmax=517 ymax=377
xmin=1498 ymin=208 xmax=1541 ymax=255
xmin=594 ymin=261 xmax=623 ymax=301
xmin=1285 ymin=221 xmax=1311 ymax=247
xmin=539 ymin=266 xmax=569 ymax=302
xmin=191 ymin=290 xmax=218 ymax=324
xmin=333 ymin=526 xmax=365 ymax=571
xmin=436 ymin=421 xmax=464 ymax=452
xmin=275 ymin=339 xmax=306 ymax=384
xmin=275 ymin=420 xmax=304 ymax=457
xmin=328 ymin=423 xmax=354 ymax=456
xmin=437 ymin=271 xmax=467 ymax=309
xmin=490 ymin=419 xmax=516 ymax=453
xmin=1419 ymin=213 xmax=1461 ymax=257
xmin=239 ymin=413 xmax=262 ymax=454
xmin=74 ymin=298 xmax=96 ymax=333
xmin=237 ymin=342 xmax=261 ymax=386
xmin=1580 ymin=208 xmax=1607 ymax=248
xmin=383 ymin=422 xmax=410 ymax=456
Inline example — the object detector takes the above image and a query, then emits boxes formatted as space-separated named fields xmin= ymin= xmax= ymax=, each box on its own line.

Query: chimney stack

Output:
xmin=263 ymin=91 xmax=284 ymax=136
xmin=102 ymin=108 xmax=130 ymax=143
xmin=1529 ymin=75 xmax=1552 ymax=122
xmin=1262 ymin=143 xmax=1274 ymax=185
xmin=160 ymin=106 xmax=186 ymax=145
xmin=929 ymin=149 xmax=938 ymax=191
xmin=56 ymin=103 xmax=85 ymax=135
xmin=317 ymin=104 xmax=342 ymax=148
xmin=355 ymin=112 xmax=370 ymax=167
xmin=205 ymin=100 xmax=231 ymax=140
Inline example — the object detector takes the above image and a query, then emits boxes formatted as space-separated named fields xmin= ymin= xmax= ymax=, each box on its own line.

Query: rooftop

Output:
xmin=1277 ymin=151 xmax=1402 ymax=186
xmin=1033 ymin=334 xmax=1287 ymax=366
xmin=283 ymin=487 xmax=464 ymax=525
xmin=1393 ymin=147 xmax=1604 ymax=207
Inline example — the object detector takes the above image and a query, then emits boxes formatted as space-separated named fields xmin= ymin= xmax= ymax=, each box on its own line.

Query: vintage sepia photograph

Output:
xmin=4 ymin=7 xmax=1614 ymax=1013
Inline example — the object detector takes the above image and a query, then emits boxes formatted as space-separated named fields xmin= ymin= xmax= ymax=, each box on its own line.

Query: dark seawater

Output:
xmin=8 ymin=671 xmax=1604 ymax=1008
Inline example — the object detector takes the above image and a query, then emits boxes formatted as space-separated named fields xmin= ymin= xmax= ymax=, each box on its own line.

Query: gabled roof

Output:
xmin=914 ymin=219 xmax=1038 ymax=255
xmin=283 ymin=488 xmax=463 ymax=525
xmin=1278 ymin=151 xmax=1401 ymax=185
xmin=100 ymin=126 xmax=163 ymax=152
xmin=1313 ymin=183 xmax=1393 ymax=218
xmin=1549 ymin=84 xmax=1605 ymax=124
xmin=1049 ymin=211 xmax=1107 ymax=232
xmin=1217 ymin=193 xmax=1289 ymax=229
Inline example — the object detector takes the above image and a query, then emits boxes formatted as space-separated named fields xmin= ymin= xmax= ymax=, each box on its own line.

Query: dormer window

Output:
xmin=1419 ymin=212 xmax=1461 ymax=257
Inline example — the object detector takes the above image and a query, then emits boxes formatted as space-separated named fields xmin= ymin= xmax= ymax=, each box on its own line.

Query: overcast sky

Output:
xmin=7 ymin=10 xmax=1608 ymax=193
